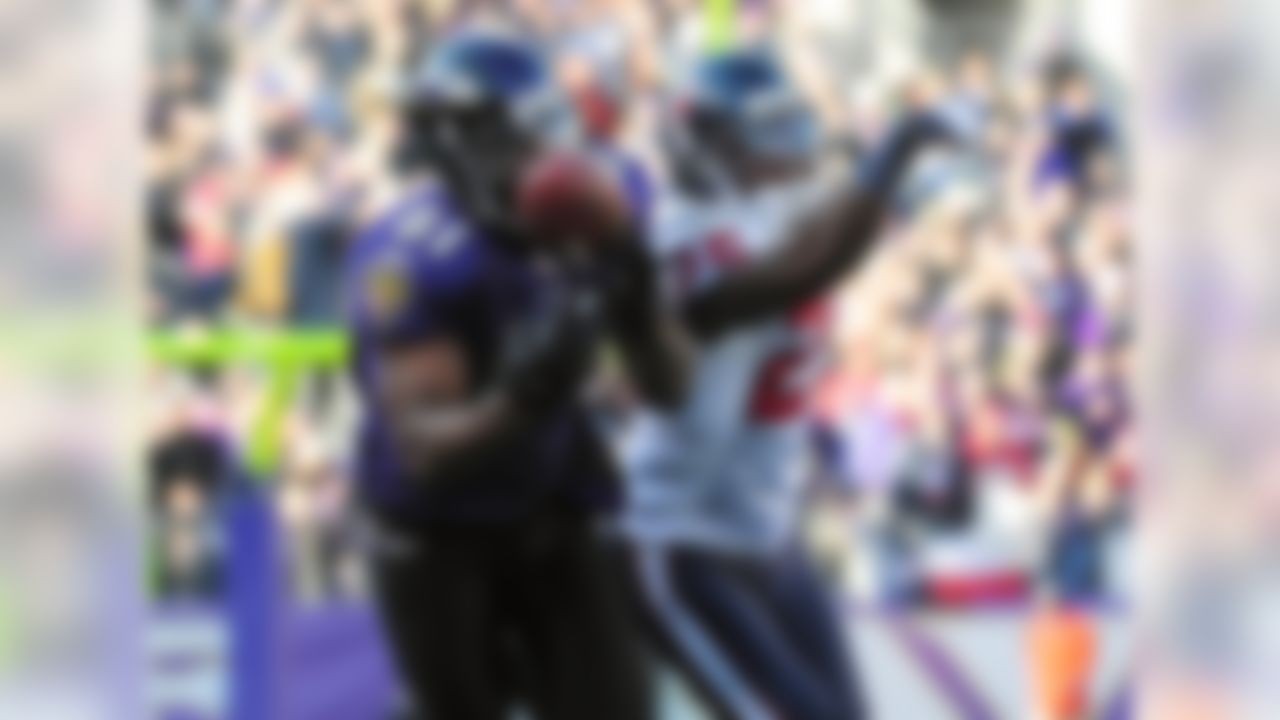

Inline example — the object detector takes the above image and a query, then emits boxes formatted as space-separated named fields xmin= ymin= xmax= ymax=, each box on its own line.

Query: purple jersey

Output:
xmin=345 ymin=186 xmax=617 ymax=525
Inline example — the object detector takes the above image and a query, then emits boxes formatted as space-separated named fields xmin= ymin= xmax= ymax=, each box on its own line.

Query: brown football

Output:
xmin=516 ymin=150 xmax=630 ymax=246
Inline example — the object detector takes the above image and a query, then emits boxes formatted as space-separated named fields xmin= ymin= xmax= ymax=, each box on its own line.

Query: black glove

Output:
xmin=500 ymin=285 xmax=597 ymax=414
xmin=858 ymin=111 xmax=957 ymax=197
xmin=597 ymin=226 xmax=661 ymax=338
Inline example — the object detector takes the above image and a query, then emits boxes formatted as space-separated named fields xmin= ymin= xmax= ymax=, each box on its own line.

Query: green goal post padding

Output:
xmin=148 ymin=330 xmax=349 ymax=475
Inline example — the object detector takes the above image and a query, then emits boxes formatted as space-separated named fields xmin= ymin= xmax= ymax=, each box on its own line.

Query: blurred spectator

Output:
xmin=153 ymin=473 xmax=224 ymax=599
xmin=149 ymin=423 xmax=230 ymax=600
xmin=277 ymin=373 xmax=364 ymax=603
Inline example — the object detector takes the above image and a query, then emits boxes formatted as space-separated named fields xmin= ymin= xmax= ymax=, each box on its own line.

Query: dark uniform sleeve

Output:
xmin=345 ymin=193 xmax=497 ymax=396
xmin=348 ymin=246 xmax=441 ymax=349
xmin=346 ymin=193 xmax=483 ymax=349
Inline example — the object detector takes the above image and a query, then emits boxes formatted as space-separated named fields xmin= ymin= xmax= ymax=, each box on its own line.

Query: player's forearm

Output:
xmin=614 ymin=311 xmax=694 ymax=409
xmin=683 ymin=181 xmax=890 ymax=339
xmin=597 ymin=222 xmax=694 ymax=408
xmin=682 ymin=111 xmax=950 ymax=340
xmin=390 ymin=391 xmax=534 ymax=484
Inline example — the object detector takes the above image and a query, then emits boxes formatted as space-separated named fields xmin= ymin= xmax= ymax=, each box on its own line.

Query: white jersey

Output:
xmin=620 ymin=179 xmax=836 ymax=553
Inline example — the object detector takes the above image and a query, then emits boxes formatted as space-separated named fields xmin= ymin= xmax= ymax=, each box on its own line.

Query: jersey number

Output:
xmin=674 ymin=229 xmax=832 ymax=423
xmin=749 ymin=348 xmax=810 ymax=421
xmin=748 ymin=300 xmax=832 ymax=423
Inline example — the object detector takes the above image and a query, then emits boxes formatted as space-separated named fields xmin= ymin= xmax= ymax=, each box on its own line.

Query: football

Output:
xmin=516 ymin=150 xmax=631 ymax=247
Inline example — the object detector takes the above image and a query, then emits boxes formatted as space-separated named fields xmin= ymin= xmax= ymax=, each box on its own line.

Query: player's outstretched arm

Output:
xmin=683 ymin=113 xmax=952 ymax=340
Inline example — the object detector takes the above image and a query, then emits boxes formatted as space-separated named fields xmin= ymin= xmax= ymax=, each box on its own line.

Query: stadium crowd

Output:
xmin=146 ymin=0 xmax=1131 ymax=609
